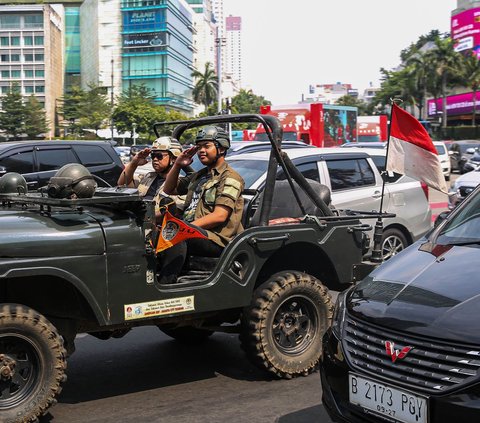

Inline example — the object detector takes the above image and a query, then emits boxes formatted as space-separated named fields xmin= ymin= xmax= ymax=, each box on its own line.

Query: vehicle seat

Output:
xmin=248 ymin=179 xmax=333 ymax=227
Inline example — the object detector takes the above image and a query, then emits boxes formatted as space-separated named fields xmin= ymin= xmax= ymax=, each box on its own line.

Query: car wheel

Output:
xmin=240 ymin=271 xmax=333 ymax=379
xmin=0 ymin=304 xmax=67 ymax=422
xmin=159 ymin=326 xmax=214 ymax=344
xmin=382 ymin=228 xmax=408 ymax=260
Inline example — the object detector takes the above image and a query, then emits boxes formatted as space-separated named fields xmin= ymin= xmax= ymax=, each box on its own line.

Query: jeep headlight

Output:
xmin=331 ymin=290 xmax=348 ymax=339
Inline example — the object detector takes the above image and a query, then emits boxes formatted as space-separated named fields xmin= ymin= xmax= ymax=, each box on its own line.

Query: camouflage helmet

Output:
xmin=0 ymin=172 xmax=28 ymax=195
xmin=151 ymin=136 xmax=182 ymax=157
xmin=195 ymin=126 xmax=230 ymax=150
xmin=47 ymin=163 xmax=97 ymax=199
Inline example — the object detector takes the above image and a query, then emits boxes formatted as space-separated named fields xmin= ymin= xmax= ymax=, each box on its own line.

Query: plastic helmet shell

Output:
xmin=195 ymin=126 xmax=230 ymax=149
xmin=0 ymin=172 xmax=28 ymax=195
xmin=151 ymin=136 xmax=182 ymax=157
xmin=47 ymin=163 xmax=97 ymax=199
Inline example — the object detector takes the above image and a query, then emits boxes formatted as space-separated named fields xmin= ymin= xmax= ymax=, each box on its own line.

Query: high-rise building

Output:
xmin=120 ymin=0 xmax=194 ymax=114
xmin=0 ymin=4 xmax=64 ymax=138
xmin=64 ymin=6 xmax=81 ymax=91
xmin=225 ymin=15 xmax=241 ymax=89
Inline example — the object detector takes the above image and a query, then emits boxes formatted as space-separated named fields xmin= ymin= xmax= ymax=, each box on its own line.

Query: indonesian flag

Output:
xmin=156 ymin=211 xmax=207 ymax=253
xmin=386 ymin=104 xmax=448 ymax=194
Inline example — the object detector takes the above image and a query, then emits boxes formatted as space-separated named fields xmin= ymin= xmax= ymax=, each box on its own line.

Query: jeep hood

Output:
xmin=0 ymin=209 xmax=105 ymax=257
xmin=348 ymin=241 xmax=480 ymax=344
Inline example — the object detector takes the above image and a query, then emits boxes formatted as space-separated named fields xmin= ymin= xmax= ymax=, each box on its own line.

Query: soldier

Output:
xmin=118 ymin=136 xmax=183 ymax=218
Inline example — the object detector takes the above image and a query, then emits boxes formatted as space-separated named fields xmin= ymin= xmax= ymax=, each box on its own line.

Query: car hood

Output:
xmin=348 ymin=241 xmax=480 ymax=344
xmin=454 ymin=170 xmax=480 ymax=187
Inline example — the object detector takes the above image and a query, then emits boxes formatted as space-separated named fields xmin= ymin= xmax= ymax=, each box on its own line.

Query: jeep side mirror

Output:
xmin=434 ymin=210 xmax=450 ymax=228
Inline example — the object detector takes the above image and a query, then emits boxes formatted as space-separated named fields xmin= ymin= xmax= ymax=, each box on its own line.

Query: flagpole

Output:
xmin=370 ymin=99 xmax=401 ymax=263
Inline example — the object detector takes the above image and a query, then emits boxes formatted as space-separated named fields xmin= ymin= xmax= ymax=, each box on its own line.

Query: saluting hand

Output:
xmin=132 ymin=148 xmax=151 ymax=166
xmin=175 ymin=146 xmax=198 ymax=168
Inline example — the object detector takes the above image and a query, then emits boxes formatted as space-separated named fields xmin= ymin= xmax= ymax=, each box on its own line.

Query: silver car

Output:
xmin=228 ymin=147 xmax=432 ymax=259
xmin=448 ymin=167 xmax=480 ymax=209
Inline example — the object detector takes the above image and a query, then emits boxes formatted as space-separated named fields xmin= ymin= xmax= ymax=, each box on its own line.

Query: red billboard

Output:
xmin=451 ymin=7 xmax=480 ymax=57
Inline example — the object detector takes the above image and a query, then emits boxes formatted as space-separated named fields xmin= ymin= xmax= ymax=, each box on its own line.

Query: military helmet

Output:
xmin=195 ymin=126 xmax=230 ymax=150
xmin=151 ymin=136 xmax=182 ymax=157
xmin=47 ymin=164 xmax=97 ymax=199
xmin=0 ymin=172 xmax=28 ymax=195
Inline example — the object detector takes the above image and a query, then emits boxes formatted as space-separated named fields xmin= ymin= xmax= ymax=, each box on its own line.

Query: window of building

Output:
xmin=23 ymin=36 xmax=33 ymax=46
xmin=25 ymin=86 xmax=34 ymax=94
xmin=11 ymin=36 xmax=20 ymax=46
xmin=0 ymin=15 xmax=21 ymax=30
xmin=34 ymin=36 xmax=43 ymax=45
xmin=34 ymin=54 xmax=44 ymax=61
xmin=11 ymin=70 xmax=20 ymax=78
xmin=0 ymin=37 xmax=9 ymax=46
xmin=1 ymin=54 xmax=10 ymax=62
xmin=10 ymin=54 xmax=20 ymax=62
xmin=24 ymin=54 xmax=33 ymax=62
xmin=0 ymin=86 xmax=9 ymax=93
xmin=24 ymin=70 xmax=34 ymax=78
xmin=1 ymin=71 xmax=10 ymax=78
xmin=35 ymin=85 xmax=44 ymax=93
xmin=24 ymin=15 xmax=43 ymax=29
xmin=35 ymin=70 xmax=44 ymax=77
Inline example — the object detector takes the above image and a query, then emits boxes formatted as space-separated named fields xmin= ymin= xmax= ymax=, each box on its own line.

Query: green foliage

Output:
xmin=78 ymin=85 xmax=111 ymax=134
xmin=24 ymin=95 xmax=48 ymax=138
xmin=59 ymin=86 xmax=85 ymax=135
xmin=0 ymin=83 xmax=26 ymax=139
xmin=192 ymin=62 xmax=218 ymax=108
xmin=335 ymin=95 xmax=372 ymax=115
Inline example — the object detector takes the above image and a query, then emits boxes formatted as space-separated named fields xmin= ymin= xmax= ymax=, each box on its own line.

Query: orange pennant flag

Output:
xmin=156 ymin=211 xmax=208 ymax=253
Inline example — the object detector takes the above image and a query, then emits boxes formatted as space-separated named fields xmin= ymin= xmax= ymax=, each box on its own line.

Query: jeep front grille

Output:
xmin=343 ymin=315 xmax=480 ymax=393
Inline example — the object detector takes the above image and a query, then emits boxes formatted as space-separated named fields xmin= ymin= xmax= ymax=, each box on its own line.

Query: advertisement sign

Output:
xmin=123 ymin=9 xmax=165 ymax=32
xmin=451 ymin=7 xmax=480 ymax=57
xmin=123 ymin=33 xmax=167 ymax=49
xmin=427 ymin=92 xmax=480 ymax=117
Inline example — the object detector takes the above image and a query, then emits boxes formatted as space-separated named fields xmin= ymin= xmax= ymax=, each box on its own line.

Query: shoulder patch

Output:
xmin=224 ymin=177 xmax=242 ymax=190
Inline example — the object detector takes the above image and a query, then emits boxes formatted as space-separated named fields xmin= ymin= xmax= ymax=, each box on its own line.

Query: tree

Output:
xmin=192 ymin=62 xmax=218 ymax=108
xmin=459 ymin=52 xmax=480 ymax=125
xmin=24 ymin=95 xmax=49 ymax=138
xmin=0 ymin=83 xmax=25 ymax=140
xmin=59 ymin=86 xmax=86 ymax=136
xmin=335 ymin=95 xmax=370 ymax=115
xmin=78 ymin=85 xmax=111 ymax=135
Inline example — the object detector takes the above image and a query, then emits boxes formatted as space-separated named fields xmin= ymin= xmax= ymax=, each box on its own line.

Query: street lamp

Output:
xmin=132 ymin=122 xmax=137 ymax=146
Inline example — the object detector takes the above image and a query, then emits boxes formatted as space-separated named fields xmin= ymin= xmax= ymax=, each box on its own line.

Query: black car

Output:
xmin=0 ymin=140 xmax=124 ymax=190
xmin=462 ymin=148 xmax=480 ymax=173
xmin=320 ymin=182 xmax=480 ymax=422
xmin=448 ymin=140 xmax=480 ymax=173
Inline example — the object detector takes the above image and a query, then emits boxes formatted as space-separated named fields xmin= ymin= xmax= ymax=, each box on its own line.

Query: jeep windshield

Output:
xmin=435 ymin=188 xmax=480 ymax=246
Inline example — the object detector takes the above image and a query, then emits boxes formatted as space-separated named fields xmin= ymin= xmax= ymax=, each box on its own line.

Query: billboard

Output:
xmin=427 ymin=92 xmax=480 ymax=117
xmin=451 ymin=7 xmax=480 ymax=57
xmin=123 ymin=33 xmax=167 ymax=49
xmin=123 ymin=9 xmax=165 ymax=32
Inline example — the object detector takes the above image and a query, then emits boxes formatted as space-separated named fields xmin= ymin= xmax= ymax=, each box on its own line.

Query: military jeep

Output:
xmin=0 ymin=114 xmax=384 ymax=422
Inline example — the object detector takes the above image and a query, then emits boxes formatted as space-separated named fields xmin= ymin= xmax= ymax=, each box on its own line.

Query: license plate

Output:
xmin=349 ymin=373 xmax=428 ymax=423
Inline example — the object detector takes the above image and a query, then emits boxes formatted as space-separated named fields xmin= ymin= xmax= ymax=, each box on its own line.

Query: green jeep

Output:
xmin=0 ymin=114 xmax=381 ymax=422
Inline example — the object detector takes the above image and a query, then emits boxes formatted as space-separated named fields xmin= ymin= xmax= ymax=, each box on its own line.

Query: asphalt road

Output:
xmin=40 ymin=327 xmax=334 ymax=423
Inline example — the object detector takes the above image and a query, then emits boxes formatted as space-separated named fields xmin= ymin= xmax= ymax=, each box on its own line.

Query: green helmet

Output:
xmin=47 ymin=164 xmax=97 ymax=199
xmin=195 ymin=126 xmax=230 ymax=150
xmin=0 ymin=172 xmax=28 ymax=195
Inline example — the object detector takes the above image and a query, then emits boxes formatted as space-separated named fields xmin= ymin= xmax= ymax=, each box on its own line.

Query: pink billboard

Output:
xmin=451 ymin=7 xmax=480 ymax=57
xmin=428 ymin=92 xmax=480 ymax=117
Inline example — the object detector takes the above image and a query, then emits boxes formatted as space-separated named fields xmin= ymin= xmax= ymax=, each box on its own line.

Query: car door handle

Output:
xmin=372 ymin=191 xmax=382 ymax=199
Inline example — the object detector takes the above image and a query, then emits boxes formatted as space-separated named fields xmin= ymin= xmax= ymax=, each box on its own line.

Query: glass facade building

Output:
xmin=64 ymin=7 xmax=81 ymax=90
xmin=120 ymin=0 xmax=194 ymax=114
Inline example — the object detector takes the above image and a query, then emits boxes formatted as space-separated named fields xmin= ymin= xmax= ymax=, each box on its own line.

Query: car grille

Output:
xmin=343 ymin=315 xmax=480 ymax=393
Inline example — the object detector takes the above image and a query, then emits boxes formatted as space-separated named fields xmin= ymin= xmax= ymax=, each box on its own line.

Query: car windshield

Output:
xmin=436 ymin=189 xmax=480 ymax=245
xmin=435 ymin=144 xmax=446 ymax=155
xmin=228 ymin=159 xmax=268 ymax=188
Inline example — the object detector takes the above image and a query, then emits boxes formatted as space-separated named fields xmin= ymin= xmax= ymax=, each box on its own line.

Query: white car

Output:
xmin=433 ymin=141 xmax=451 ymax=180
xmin=228 ymin=147 xmax=432 ymax=260
xmin=448 ymin=167 xmax=480 ymax=209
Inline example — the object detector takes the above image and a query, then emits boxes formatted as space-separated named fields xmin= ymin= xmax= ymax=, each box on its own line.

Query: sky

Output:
xmin=223 ymin=0 xmax=457 ymax=105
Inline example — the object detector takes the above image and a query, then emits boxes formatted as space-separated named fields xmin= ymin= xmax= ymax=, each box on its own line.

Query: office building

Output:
xmin=224 ymin=15 xmax=241 ymax=89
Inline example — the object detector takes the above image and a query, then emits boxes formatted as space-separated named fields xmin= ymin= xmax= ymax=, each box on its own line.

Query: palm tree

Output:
xmin=406 ymin=50 xmax=434 ymax=120
xmin=191 ymin=62 xmax=218 ymax=109
xmin=459 ymin=52 xmax=480 ymax=125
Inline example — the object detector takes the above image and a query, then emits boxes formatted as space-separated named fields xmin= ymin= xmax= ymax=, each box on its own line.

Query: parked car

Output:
xmin=340 ymin=142 xmax=387 ymax=149
xmin=227 ymin=147 xmax=432 ymax=259
xmin=114 ymin=145 xmax=131 ymax=164
xmin=320 ymin=182 xmax=480 ymax=423
xmin=432 ymin=141 xmax=451 ymax=180
xmin=462 ymin=147 xmax=480 ymax=173
xmin=0 ymin=140 xmax=124 ymax=189
xmin=448 ymin=166 xmax=480 ymax=209
xmin=448 ymin=140 xmax=480 ymax=173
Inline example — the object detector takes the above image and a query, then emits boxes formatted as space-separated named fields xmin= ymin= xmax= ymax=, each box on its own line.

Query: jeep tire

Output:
xmin=0 ymin=304 xmax=67 ymax=423
xmin=240 ymin=271 xmax=333 ymax=379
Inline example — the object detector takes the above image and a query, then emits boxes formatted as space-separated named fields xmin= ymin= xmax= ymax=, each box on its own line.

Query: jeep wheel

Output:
xmin=0 ymin=304 xmax=67 ymax=423
xmin=160 ymin=326 xmax=214 ymax=344
xmin=381 ymin=228 xmax=408 ymax=260
xmin=240 ymin=271 xmax=333 ymax=379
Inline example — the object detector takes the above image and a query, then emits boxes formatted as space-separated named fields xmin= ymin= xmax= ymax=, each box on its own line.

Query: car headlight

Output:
xmin=331 ymin=290 xmax=348 ymax=339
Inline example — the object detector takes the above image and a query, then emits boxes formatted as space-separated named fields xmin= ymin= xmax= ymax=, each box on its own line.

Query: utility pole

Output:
xmin=215 ymin=27 xmax=226 ymax=115
xmin=110 ymin=58 xmax=114 ymax=142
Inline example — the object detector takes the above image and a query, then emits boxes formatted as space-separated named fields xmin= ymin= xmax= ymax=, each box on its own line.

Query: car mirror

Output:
xmin=0 ymin=166 xmax=7 ymax=176
xmin=448 ymin=150 xmax=456 ymax=156
xmin=434 ymin=210 xmax=450 ymax=228
xmin=466 ymin=148 xmax=476 ymax=154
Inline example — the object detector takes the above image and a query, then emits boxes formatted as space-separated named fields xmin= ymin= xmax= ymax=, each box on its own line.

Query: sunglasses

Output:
xmin=150 ymin=152 xmax=168 ymax=160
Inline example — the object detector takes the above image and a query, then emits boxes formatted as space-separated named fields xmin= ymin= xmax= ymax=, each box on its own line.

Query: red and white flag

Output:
xmin=386 ymin=103 xmax=448 ymax=194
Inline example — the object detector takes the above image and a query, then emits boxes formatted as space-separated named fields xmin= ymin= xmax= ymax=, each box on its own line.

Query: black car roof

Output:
xmin=0 ymin=140 xmax=115 ymax=152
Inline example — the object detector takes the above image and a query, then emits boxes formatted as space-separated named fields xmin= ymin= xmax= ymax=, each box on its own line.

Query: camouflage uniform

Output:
xmin=135 ymin=172 xmax=184 ymax=214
